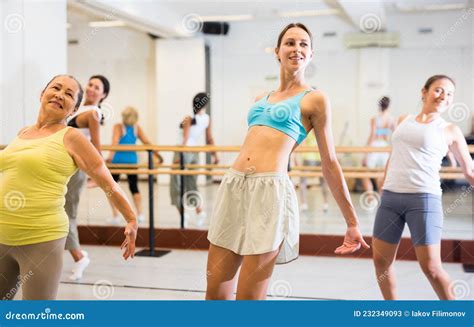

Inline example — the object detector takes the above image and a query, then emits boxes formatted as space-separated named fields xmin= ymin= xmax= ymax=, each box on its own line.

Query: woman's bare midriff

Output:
xmin=231 ymin=126 xmax=296 ymax=173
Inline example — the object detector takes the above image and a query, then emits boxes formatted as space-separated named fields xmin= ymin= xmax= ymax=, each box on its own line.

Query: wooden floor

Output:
xmin=25 ymin=180 xmax=470 ymax=301
xmin=52 ymin=246 xmax=473 ymax=300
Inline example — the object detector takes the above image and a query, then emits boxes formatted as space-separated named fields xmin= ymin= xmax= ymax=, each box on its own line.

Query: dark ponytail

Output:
xmin=180 ymin=92 xmax=210 ymax=128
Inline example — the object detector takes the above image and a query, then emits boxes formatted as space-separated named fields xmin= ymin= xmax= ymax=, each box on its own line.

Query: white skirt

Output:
xmin=207 ymin=168 xmax=299 ymax=264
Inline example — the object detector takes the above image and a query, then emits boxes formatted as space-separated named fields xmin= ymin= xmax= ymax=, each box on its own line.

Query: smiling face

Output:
xmin=85 ymin=77 xmax=107 ymax=105
xmin=40 ymin=75 xmax=81 ymax=120
xmin=275 ymin=26 xmax=313 ymax=72
xmin=421 ymin=78 xmax=455 ymax=113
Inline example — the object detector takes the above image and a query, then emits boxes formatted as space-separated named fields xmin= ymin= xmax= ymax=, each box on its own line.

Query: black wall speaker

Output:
xmin=202 ymin=22 xmax=229 ymax=35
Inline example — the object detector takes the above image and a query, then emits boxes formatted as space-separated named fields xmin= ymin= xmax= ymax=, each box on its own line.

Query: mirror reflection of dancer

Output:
xmin=0 ymin=75 xmax=137 ymax=300
xmin=206 ymin=23 xmax=369 ymax=300
xmin=65 ymin=75 xmax=110 ymax=281
xmin=362 ymin=96 xmax=395 ymax=193
xmin=373 ymin=75 xmax=474 ymax=300
xmin=106 ymin=106 xmax=163 ymax=225
xmin=170 ymin=93 xmax=219 ymax=226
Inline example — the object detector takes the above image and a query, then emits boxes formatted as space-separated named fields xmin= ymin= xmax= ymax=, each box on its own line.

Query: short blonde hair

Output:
xmin=122 ymin=106 xmax=138 ymax=125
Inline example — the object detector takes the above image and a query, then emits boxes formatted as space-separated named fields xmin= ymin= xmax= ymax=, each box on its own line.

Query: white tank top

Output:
xmin=383 ymin=115 xmax=449 ymax=195
xmin=67 ymin=105 xmax=102 ymax=140
xmin=178 ymin=113 xmax=210 ymax=146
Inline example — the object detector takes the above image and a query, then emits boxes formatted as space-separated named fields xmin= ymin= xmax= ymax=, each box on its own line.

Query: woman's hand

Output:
xmin=334 ymin=226 xmax=370 ymax=255
xmin=121 ymin=220 xmax=138 ymax=260
xmin=154 ymin=152 xmax=164 ymax=164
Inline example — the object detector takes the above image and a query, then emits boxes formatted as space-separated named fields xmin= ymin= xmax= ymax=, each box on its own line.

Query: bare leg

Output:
xmin=372 ymin=238 xmax=399 ymax=300
xmin=206 ymin=244 xmax=243 ymax=300
xmin=69 ymin=249 xmax=84 ymax=262
xmin=415 ymin=244 xmax=455 ymax=300
xmin=362 ymin=177 xmax=374 ymax=193
xmin=236 ymin=249 xmax=279 ymax=300
xmin=376 ymin=177 xmax=384 ymax=192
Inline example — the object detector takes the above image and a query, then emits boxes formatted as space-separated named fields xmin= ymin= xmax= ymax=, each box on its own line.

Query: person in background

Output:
xmin=65 ymin=74 xmax=110 ymax=281
xmin=170 ymin=93 xmax=219 ymax=226
xmin=106 ymin=106 xmax=163 ymax=225
xmin=362 ymin=96 xmax=395 ymax=193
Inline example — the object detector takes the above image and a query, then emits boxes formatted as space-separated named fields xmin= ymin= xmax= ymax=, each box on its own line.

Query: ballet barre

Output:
xmin=1 ymin=143 xmax=472 ymax=258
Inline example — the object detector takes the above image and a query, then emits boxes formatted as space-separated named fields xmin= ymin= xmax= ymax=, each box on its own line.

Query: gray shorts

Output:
xmin=373 ymin=190 xmax=443 ymax=246
xmin=64 ymin=170 xmax=87 ymax=250
xmin=169 ymin=152 xmax=199 ymax=207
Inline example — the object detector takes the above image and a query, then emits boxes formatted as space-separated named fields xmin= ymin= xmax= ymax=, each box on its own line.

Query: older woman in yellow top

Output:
xmin=0 ymin=75 xmax=137 ymax=300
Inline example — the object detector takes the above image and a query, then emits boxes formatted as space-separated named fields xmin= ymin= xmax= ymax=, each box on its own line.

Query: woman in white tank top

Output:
xmin=373 ymin=75 xmax=474 ymax=300
xmin=64 ymin=75 xmax=110 ymax=281
xmin=170 ymin=93 xmax=219 ymax=225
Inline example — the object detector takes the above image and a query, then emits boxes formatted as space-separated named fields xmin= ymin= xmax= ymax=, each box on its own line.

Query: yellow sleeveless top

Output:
xmin=0 ymin=127 xmax=78 ymax=245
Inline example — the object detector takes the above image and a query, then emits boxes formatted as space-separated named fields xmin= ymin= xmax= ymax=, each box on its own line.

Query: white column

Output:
xmin=356 ymin=48 xmax=391 ymax=142
xmin=155 ymin=38 xmax=206 ymax=184
xmin=1 ymin=0 xmax=67 ymax=144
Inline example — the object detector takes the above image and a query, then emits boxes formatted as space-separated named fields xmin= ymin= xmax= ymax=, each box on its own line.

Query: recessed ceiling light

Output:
xmin=88 ymin=20 xmax=125 ymax=28
xmin=201 ymin=15 xmax=253 ymax=22
xmin=279 ymin=9 xmax=340 ymax=18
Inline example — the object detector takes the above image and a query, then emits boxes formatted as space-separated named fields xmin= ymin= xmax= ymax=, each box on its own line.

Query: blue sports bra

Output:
xmin=247 ymin=90 xmax=312 ymax=144
xmin=374 ymin=116 xmax=392 ymax=136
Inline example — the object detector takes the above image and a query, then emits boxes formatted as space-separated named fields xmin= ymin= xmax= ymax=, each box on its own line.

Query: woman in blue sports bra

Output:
xmin=362 ymin=96 xmax=395 ymax=193
xmin=206 ymin=23 xmax=369 ymax=300
xmin=106 ymin=106 xmax=162 ymax=225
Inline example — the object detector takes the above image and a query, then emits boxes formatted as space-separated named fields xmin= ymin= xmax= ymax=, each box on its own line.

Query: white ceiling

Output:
xmin=68 ymin=0 xmax=473 ymax=36
xmin=159 ymin=0 xmax=332 ymax=17
xmin=124 ymin=0 xmax=472 ymax=17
